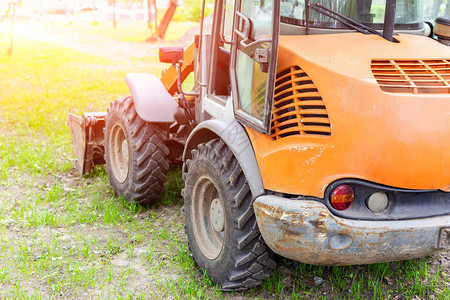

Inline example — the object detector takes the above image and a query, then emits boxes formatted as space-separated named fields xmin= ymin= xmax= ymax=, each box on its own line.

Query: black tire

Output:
xmin=104 ymin=96 xmax=169 ymax=205
xmin=183 ymin=138 xmax=276 ymax=291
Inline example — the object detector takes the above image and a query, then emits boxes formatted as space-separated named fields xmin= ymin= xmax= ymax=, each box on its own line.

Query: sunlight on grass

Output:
xmin=0 ymin=37 xmax=131 ymax=180
xmin=62 ymin=20 xmax=197 ymax=43
xmin=0 ymin=37 xmax=129 ymax=135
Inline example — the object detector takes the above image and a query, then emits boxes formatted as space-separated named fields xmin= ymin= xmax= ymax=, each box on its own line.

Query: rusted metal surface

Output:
xmin=67 ymin=112 xmax=106 ymax=175
xmin=254 ymin=195 xmax=450 ymax=266
xmin=439 ymin=228 xmax=450 ymax=249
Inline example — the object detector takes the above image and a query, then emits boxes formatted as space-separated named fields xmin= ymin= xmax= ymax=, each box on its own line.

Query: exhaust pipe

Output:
xmin=383 ymin=0 xmax=397 ymax=42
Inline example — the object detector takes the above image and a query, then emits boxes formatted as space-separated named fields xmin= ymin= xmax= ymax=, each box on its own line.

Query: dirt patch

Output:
xmin=9 ymin=21 xmax=197 ymax=71
xmin=0 ymin=116 xmax=14 ymax=138
xmin=0 ymin=169 xmax=189 ymax=298
xmin=430 ymin=251 xmax=450 ymax=278
xmin=175 ymin=14 xmax=213 ymax=45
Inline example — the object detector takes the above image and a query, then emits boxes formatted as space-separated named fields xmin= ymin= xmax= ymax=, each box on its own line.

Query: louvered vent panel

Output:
xmin=371 ymin=59 xmax=450 ymax=94
xmin=270 ymin=66 xmax=331 ymax=140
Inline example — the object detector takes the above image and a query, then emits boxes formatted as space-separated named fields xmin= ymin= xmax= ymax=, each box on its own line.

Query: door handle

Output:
xmin=234 ymin=11 xmax=272 ymax=48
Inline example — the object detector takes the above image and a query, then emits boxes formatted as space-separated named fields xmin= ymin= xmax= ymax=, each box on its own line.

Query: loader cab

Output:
xmin=207 ymin=0 xmax=280 ymax=133
xmin=205 ymin=0 xmax=429 ymax=134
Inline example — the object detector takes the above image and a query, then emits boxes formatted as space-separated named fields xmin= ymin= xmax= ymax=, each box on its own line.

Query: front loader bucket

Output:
xmin=67 ymin=112 xmax=107 ymax=175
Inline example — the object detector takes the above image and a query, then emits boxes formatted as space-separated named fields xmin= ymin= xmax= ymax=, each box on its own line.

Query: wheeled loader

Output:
xmin=68 ymin=0 xmax=450 ymax=291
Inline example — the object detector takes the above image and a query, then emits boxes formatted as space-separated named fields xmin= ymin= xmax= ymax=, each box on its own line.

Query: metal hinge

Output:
xmin=253 ymin=48 xmax=269 ymax=64
xmin=253 ymin=48 xmax=270 ymax=73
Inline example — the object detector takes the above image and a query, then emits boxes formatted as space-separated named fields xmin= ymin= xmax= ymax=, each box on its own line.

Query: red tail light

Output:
xmin=331 ymin=185 xmax=355 ymax=210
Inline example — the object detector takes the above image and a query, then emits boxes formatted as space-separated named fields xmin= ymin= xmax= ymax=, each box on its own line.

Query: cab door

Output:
xmin=231 ymin=0 xmax=280 ymax=133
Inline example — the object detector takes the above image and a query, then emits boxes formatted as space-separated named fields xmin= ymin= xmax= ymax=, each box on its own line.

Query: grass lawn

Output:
xmin=0 ymin=20 xmax=449 ymax=299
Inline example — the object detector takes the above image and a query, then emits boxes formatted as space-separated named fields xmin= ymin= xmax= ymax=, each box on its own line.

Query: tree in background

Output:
xmin=172 ymin=0 xmax=214 ymax=22
xmin=1 ymin=0 xmax=21 ymax=56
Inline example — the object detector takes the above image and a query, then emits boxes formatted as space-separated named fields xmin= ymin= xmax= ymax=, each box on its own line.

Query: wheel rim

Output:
xmin=109 ymin=123 xmax=129 ymax=183
xmin=191 ymin=175 xmax=225 ymax=260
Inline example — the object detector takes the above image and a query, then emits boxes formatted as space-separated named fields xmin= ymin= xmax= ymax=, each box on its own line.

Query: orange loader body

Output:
xmin=248 ymin=33 xmax=450 ymax=198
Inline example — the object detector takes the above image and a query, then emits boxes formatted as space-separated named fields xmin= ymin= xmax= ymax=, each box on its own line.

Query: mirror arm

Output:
xmin=175 ymin=63 xmax=199 ymax=97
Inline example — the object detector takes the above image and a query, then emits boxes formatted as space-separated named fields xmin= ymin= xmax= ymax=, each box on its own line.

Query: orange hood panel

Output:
xmin=249 ymin=33 xmax=450 ymax=197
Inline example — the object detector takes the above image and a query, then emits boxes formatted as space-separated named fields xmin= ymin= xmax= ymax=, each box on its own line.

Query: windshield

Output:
xmin=275 ymin=0 xmax=425 ymax=30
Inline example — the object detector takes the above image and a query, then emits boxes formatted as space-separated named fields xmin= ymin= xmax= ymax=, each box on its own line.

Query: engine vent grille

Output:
xmin=270 ymin=66 xmax=331 ymax=140
xmin=371 ymin=59 xmax=450 ymax=94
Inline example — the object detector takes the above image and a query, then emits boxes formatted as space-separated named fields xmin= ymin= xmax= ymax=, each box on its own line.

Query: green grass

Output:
xmin=0 ymin=20 xmax=448 ymax=299
xmin=0 ymin=21 xmax=219 ymax=298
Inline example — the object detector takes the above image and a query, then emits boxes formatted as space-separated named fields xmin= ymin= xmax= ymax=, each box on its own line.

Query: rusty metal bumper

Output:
xmin=254 ymin=195 xmax=450 ymax=266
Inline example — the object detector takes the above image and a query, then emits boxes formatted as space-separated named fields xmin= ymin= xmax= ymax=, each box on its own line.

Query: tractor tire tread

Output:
xmin=183 ymin=138 xmax=275 ymax=291
xmin=105 ymin=96 xmax=169 ymax=206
